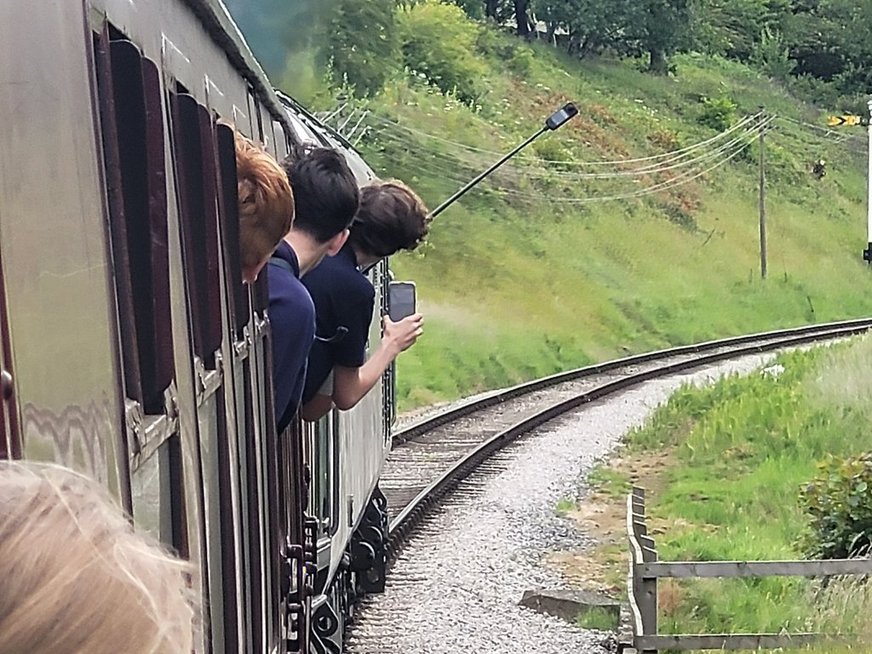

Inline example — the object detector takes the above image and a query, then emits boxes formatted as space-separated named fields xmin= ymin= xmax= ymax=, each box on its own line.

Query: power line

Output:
xmin=372 ymin=115 xmax=771 ymax=205
xmin=357 ymin=110 xmax=764 ymax=168
xmin=365 ymin=114 xmax=768 ymax=182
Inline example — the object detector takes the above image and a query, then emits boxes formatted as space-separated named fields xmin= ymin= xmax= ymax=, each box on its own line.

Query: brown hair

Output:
xmin=0 ymin=462 xmax=197 ymax=654
xmin=348 ymin=180 xmax=431 ymax=258
xmin=235 ymin=133 xmax=295 ymax=275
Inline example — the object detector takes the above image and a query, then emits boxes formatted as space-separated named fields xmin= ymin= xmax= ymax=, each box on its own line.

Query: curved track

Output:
xmin=380 ymin=319 xmax=872 ymax=556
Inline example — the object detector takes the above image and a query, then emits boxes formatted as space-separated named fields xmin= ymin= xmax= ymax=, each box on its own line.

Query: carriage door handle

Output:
xmin=1 ymin=370 xmax=12 ymax=401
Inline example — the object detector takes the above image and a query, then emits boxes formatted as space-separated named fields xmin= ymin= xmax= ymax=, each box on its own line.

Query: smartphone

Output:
xmin=388 ymin=281 xmax=417 ymax=322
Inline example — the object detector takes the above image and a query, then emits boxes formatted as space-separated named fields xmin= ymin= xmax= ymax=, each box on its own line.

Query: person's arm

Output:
xmin=300 ymin=392 xmax=334 ymax=422
xmin=299 ymin=338 xmax=400 ymax=420
xmin=331 ymin=313 xmax=423 ymax=411
xmin=301 ymin=314 xmax=423 ymax=419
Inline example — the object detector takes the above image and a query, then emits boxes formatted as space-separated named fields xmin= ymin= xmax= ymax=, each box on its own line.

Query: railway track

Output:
xmin=380 ymin=318 xmax=872 ymax=557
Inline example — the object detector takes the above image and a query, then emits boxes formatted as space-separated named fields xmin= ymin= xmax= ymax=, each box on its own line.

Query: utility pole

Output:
xmin=759 ymin=108 xmax=767 ymax=279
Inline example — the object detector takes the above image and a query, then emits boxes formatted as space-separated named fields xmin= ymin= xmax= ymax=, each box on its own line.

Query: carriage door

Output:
xmin=168 ymin=87 xmax=241 ymax=653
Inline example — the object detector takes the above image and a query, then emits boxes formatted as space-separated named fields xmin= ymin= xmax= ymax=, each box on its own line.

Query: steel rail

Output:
xmin=386 ymin=321 xmax=871 ymax=556
xmin=393 ymin=317 xmax=872 ymax=447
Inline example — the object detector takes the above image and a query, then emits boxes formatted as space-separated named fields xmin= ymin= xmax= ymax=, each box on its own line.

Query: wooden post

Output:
xmin=640 ymin=543 xmax=659 ymax=653
xmin=631 ymin=486 xmax=659 ymax=653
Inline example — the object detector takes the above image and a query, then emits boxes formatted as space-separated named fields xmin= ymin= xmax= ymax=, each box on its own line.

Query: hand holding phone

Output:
xmin=383 ymin=312 xmax=423 ymax=354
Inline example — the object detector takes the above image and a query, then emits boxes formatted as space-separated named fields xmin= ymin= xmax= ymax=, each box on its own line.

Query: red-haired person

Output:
xmin=235 ymin=132 xmax=294 ymax=283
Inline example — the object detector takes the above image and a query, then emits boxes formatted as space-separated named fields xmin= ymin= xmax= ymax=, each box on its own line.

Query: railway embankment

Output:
xmin=232 ymin=1 xmax=872 ymax=414
xmin=350 ymin=8 xmax=872 ymax=412
xmin=555 ymin=334 xmax=872 ymax=650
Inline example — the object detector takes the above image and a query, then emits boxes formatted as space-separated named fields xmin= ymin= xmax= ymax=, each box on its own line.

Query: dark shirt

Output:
xmin=301 ymin=243 xmax=375 ymax=404
xmin=268 ymin=241 xmax=315 ymax=432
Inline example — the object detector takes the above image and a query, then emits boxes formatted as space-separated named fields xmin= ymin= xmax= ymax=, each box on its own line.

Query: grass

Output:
xmin=586 ymin=467 xmax=632 ymax=499
xmin=576 ymin=606 xmax=620 ymax=631
xmin=555 ymin=498 xmax=576 ymax=516
xmin=603 ymin=334 xmax=872 ymax=646
xmin=323 ymin=20 xmax=872 ymax=411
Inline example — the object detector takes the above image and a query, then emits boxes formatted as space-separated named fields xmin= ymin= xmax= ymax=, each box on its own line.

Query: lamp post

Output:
xmin=428 ymin=102 xmax=579 ymax=219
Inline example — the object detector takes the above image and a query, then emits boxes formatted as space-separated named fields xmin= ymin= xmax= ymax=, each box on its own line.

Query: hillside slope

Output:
xmin=307 ymin=11 xmax=872 ymax=410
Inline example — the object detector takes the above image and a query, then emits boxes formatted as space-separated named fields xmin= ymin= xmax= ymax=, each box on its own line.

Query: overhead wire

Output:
xmin=767 ymin=122 xmax=866 ymax=167
xmin=774 ymin=115 xmax=865 ymax=148
xmin=362 ymin=113 xmax=769 ymax=182
xmin=358 ymin=110 xmax=765 ymax=168
xmin=371 ymin=114 xmax=773 ymax=205
xmin=520 ymin=116 xmax=774 ymax=203
xmin=329 ymin=105 xmax=759 ymax=168
xmin=778 ymin=114 xmax=853 ymax=137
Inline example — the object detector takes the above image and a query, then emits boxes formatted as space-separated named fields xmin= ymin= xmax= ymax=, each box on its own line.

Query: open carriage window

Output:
xmin=93 ymin=28 xmax=173 ymax=416
xmin=169 ymin=91 xmax=223 ymax=369
xmin=215 ymin=122 xmax=250 ymax=339
xmin=93 ymin=25 xmax=188 ymax=557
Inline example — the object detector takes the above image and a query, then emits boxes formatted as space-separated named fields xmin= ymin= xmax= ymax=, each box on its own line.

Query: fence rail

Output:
xmin=626 ymin=486 xmax=872 ymax=653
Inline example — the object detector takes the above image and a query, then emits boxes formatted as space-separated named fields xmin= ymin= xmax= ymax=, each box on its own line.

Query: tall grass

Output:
xmin=622 ymin=335 xmax=872 ymax=645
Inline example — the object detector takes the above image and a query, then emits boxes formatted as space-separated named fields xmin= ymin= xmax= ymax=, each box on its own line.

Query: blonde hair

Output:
xmin=235 ymin=132 xmax=295 ymax=273
xmin=0 ymin=462 xmax=197 ymax=654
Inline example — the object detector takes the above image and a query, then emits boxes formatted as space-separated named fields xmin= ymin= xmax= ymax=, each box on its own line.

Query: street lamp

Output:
xmin=428 ymin=102 xmax=579 ymax=219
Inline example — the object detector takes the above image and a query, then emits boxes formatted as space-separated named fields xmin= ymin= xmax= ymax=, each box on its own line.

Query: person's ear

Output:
xmin=325 ymin=228 xmax=350 ymax=257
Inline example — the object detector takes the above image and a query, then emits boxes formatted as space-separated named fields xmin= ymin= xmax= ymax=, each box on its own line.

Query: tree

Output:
xmin=514 ymin=0 xmax=532 ymax=37
xmin=635 ymin=0 xmax=694 ymax=73
xmin=319 ymin=0 xmax=400 ymax=96
xmin=224 ymin=0 xmax=330 ymax=76
xmin=691 ymin=0 xmax=790 ymax=61
xmin=532 ymin=0 xmax=636 ymax=58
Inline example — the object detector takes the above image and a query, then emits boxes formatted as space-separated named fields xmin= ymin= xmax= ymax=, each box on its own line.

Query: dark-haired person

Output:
xmin=269 ymin=147 xmax=359 ymax=432
xmin=300 ymin=180 xmax=430 ymax=422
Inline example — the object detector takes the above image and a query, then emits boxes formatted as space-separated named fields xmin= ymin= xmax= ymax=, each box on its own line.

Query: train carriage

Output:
xmin=0 ymin=1 xmax=393 ymax=652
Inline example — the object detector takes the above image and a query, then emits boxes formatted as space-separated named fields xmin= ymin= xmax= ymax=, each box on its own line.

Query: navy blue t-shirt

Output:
xmin=268 ymin=241 xmax=315 ymax=432
xmin=301 ymin=243 xmax=375 ymax=404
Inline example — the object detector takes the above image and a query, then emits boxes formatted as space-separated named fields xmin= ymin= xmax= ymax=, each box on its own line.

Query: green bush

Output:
xmin=800 ymin=452 xmax=872 ymax=559
xmin=750 ymin=27 xmax=794 ymax=81
xmin=475 ymin=28 xmax=536 ymax=76
xmin=787 ymin=74 xmax=840 ymax=108
xmin=398 ymin=2 xmax=487 ymax=106
xmin=697 ymin=94 xmax=738 ymax=131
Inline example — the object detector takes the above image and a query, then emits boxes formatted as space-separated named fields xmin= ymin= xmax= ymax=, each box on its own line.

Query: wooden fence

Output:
xmin=626 ymin=486 xmax=872 ymax=653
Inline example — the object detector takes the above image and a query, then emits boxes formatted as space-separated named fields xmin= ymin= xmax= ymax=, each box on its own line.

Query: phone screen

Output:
xmin=389 ymin=281 xmax=416 ymax=322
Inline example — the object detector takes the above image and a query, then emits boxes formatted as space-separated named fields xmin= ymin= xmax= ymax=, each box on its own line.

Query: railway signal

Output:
xmin=825 ymin=104 xmax=872 ymax=263
xmin=428 ymin=102 xmax=579 ymax=219
xmin=827 ymin=114 xmax=864 ymax=127
xmin=864 ymin=101 xmax=872 ymax=264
